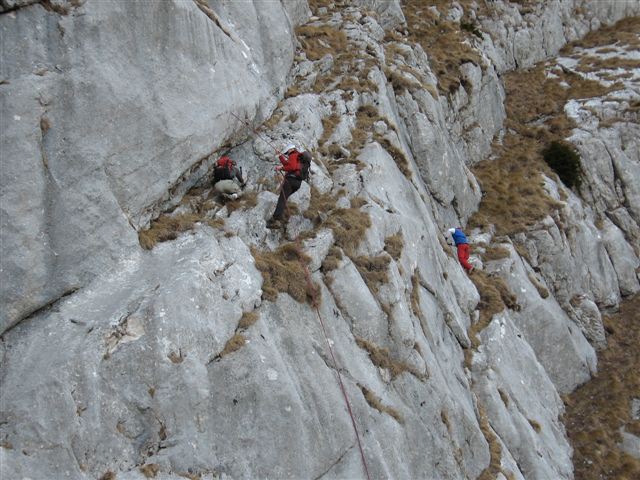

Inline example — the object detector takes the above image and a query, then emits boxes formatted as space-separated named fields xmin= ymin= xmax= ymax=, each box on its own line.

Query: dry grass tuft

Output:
xmin=441 ymin=409 xmax=452 ymax=434
xmin=353 ymin=255 xmax=391 ymax=294
xmin=301 ymin=189 xmax=372 ymax=256
xmin=328 ymin=204 xmax=372 ymax=256
xmin=356 ymin=337 xmax=426 ymax=381
xmin=296 ymin=25 xmax=348 ymax=61
xmin=477 ymin=404 xmax=504 ymax=480
xmin=140 ymin=464 xmax=160 ymax=478
xmin=469 ymin=134 xmax=565 ymax=235
xmin=384 ymin=232 xmax=404 ymax=261
xmin=528 ymin=419 xmax=542 ymax=433
xmin=481 ymin=244 xmax=511 ymax=262
xmin=498 ymin=388 xmax=510 ymax=407
xmin=410 ymin=273 xmax=426 ymax=323
xmin=321 ymin=246 xmax=343 ymax=272
xmin=528 ymin=273 xmax=550 ymax=299
xmin=168 ymin=350 xmax=184 ymax=364
xmin=99 ymin=472 xmax=116 ymax=480
xmin=238 ymin=311 xmax=259 ymax=330
xmin=564 ymin=17 xmax=640 ymax=52
xmin=139 ymin=213 xmax=201 ymax=250
xmin=402 ymin=0 xmax=483 ymax=95
xmin=252 ymin=243 xmax=321 ymax=305
xmin=374 ymin=135 xmax=412 ymax=178
xmin=564 ymin=294 xmax=640 ymax=480
xmin=465 ymin=271 xmax=520 ymax=364
xmin=384 ymin=67 xmax=422 ymax=94
xmin=319 ymin=114 xmax=340 ymax=146
xmin=360 ymin=385 xmax=404 ymax=423
xmin=219 ymin=333 xmax=246 ymax=358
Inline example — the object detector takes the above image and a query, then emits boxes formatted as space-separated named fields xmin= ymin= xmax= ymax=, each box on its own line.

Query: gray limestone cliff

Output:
xmin=1 ymin=1 xmax=639 ymax=479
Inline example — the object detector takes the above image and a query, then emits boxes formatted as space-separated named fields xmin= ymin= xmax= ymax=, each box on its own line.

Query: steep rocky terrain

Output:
xmin=1 ymin=1 xmax=638 ymax=479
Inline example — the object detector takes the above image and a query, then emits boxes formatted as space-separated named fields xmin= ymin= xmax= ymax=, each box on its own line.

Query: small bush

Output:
xmin=542 ymin=141 xmax=582 ymax=189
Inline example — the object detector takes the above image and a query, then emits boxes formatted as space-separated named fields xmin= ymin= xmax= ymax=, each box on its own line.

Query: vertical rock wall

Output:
xmin=1 ymin=1 xmax=639 ymax=479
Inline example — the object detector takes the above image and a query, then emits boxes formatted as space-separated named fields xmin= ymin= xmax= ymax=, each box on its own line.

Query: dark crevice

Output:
xmin=192 ymin=0 xmax=235 ymax=44
xmin=0 ymin=0 xmax=40 ymax=15
xmin=1 ymin=286 xmax=80 ymax=338
xmin=313 ymin=444 xmax=355 ymax=480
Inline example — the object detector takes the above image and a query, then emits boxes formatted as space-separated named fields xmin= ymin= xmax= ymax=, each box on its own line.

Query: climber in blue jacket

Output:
xmin=448 ymin=227 xmax=474 ymax=273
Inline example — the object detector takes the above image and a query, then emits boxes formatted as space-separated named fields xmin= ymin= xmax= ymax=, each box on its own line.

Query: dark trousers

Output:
xmin=272 ymin=176 xmax=302 ymax=220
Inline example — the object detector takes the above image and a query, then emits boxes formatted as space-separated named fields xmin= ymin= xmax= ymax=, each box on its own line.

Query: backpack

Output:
xmin=299 ymin=151 xmax=312 ymax=182
xmin=214 ymin=156 xmax=233 ymax=182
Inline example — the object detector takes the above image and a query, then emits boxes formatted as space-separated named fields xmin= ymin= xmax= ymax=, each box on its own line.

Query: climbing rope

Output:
xmin=275 ymin=169 xmax=371 ymax=479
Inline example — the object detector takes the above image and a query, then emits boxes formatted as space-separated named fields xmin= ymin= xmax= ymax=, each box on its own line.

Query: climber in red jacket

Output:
xmin=267 ymin=143 xmax=311 ymax=229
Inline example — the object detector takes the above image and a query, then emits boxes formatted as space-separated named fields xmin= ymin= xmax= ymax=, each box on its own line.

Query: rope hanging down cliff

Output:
xmin=295 ymin=242 xmax=372 ymax=480
xmin=280 ymin=181 xmax=371 ymax=479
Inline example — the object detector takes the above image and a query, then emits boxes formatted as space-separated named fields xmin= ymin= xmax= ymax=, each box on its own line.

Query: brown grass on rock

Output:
xmin=360 ymin=385 xmax=404 ymax=424
xmin=528 ymin=273 xmax=550 ymax=299
xmin=481 ymin=244 xmax=511 ymax=262
xmin=353 ymin=255 xmax=391 ymax=293
xmin=139 ymin=213 xmax=201 ymax=250
xmin=252 ymin=243 xmax=321 ymax=305
xmin=296 ymin=25 xmax=348 ymax=61
xmin=321 ymin=246 xmax=344 ymax=272
xmin=564 ymin=294 xmax=640 ymax=480
xmin=384 ymin=232 xmax=404 ymax=261
xmin=219 ymin=333 xmax=247 ymax=358
xmin=237 ymin=311 xmax=259 ymax=330
xmin=402 ymin=0 xmax=483 ymax=95
xmin=356 ymin=337 xmax=426 ymax=381
xmin=467 ymin=271 xmax=519 ymax=357
xmin=140 ymin=464 xmax=160 ymax=478
xmin=477 ymin=404 xmax=504 ymax=480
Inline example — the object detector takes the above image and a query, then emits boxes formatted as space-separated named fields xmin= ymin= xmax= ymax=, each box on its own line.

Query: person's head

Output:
xmin=448 ymin=228 xmax=456 ymax=235
xmin=283 ymin=143 xmax=297 ymax=155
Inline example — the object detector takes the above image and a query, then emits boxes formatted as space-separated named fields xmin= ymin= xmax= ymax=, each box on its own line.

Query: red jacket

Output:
xmin=279 ymin=150 xmax=302 ymax=177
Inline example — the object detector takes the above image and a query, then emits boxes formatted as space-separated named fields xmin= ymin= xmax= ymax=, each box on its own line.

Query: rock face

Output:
xmin=0 ymin=0 xmax=302 ymax=333
xmin=1 ymin=1 xmax=639 ymax=479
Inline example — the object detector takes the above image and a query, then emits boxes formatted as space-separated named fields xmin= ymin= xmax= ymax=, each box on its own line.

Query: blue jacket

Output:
xmin=451 ymin=228 xmax=468 ymax=245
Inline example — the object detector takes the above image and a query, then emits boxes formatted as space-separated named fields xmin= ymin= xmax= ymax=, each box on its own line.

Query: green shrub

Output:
xmin=542 ymin=141 xmax=582 ymax=189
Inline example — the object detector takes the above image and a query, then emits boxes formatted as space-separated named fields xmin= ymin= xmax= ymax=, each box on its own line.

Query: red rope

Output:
xmin=296 ymin=245 xmax=372 ymax=480
xmin=276 ymin=172 xmax=371 ymax=478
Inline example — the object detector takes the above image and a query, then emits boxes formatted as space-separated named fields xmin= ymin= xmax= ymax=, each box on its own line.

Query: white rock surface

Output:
xmin=1 ymin=1 xmax=639 ymax=479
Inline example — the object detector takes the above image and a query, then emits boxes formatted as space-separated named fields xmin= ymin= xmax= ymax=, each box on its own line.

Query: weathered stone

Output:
xmin=0 ymin=0 xmax=302 ymax=333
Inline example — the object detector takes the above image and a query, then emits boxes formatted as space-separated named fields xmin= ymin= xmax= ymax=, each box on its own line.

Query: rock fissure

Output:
xmin=312 ymin=444 xmax=355 ymax=480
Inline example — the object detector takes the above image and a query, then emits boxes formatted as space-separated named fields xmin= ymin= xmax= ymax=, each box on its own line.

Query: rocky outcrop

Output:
xmin=0 ymin=0 xmax=305 ymax=333
xmin=1 ymin=1 xmax=639 ymax=479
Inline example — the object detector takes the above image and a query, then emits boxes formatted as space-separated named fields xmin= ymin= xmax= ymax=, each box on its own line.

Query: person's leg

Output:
xmin=457 ymin=244 xmax=473 ymax=271
xmin=271 ymin=177 xmax=301 ymax=220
